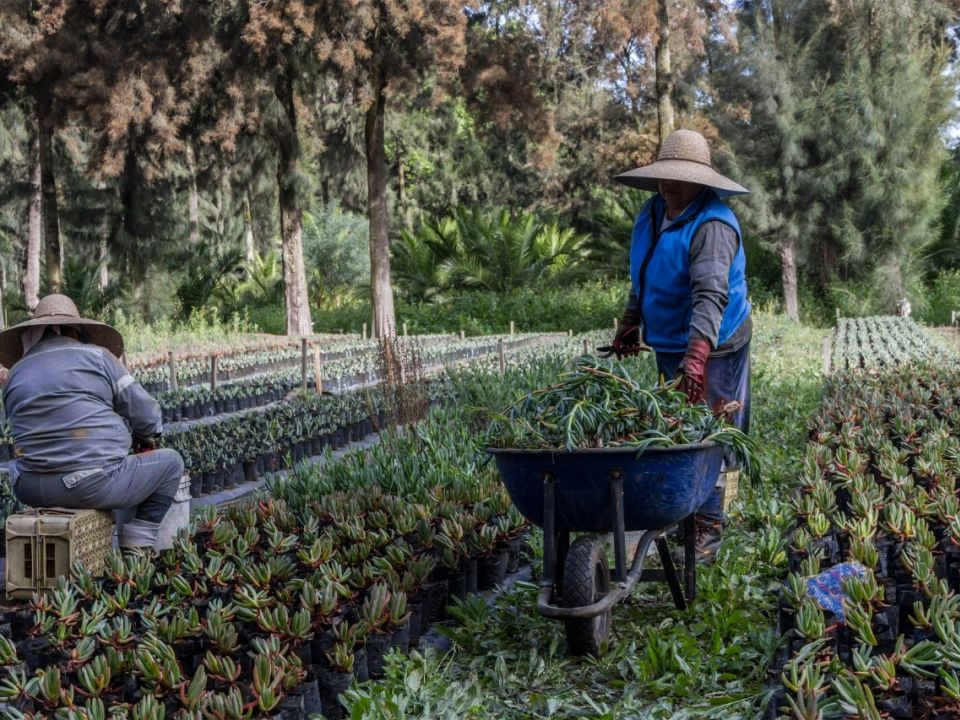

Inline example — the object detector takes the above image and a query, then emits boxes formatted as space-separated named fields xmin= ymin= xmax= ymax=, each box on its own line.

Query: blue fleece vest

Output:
xmin=629 ymin=190 xmax=750 ymax=353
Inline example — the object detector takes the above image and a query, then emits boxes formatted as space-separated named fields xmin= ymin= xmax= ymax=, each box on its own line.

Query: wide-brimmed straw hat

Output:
xmin=0 ymin=294 xmax=123 ymax=369
xmin=614 ymin=129 xmax=749 ymax=197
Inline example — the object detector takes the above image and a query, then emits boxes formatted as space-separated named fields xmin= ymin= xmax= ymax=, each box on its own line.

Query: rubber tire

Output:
xmin=562 ymin=535 xmax=611 ymax=656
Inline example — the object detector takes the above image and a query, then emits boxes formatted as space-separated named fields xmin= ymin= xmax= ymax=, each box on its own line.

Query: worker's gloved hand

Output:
xmin=611 ymin=322 xmax=641 ymax=358
xmin=133 ymin=435 xmax=159 ymax=453
xmin=679 ymin=337 xmax=711 ymax=404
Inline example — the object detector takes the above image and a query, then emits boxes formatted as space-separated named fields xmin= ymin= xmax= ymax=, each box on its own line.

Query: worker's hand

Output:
xmin=680 ymin=337 xmax=711 ymax=404
xmin=611 ymin=322 xmax=642 ymax=358
xmin=133 ymin=435 xmax=158 ymax=453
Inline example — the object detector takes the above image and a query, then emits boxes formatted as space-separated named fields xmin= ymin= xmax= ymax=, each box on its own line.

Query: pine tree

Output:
xmin=319 ymin=0 xmax=470 ymax=338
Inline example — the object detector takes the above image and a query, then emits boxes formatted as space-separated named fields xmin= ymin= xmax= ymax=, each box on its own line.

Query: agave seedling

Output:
xmin=843 ymin=603 xmax=877 ymax=647
xmin=795 ymin=598 xmax=826 ymax=641
xmin=832 ymin=676 xmax=882 ymax=720
xmin=360 ymin=583 xmax=392 ymax=635
xmin=900 ymin=544 xmax=938 ymax=597
xmin=325 ymin=641 xmax=355 ymax=674
xmin=297 ymin=535 xmax=335 ymax=569
xmin=882 ymin=503 xmax=917 ymax=542
xmin=249 ymin=652 xmax=284 ymax=714
xmin=0 ymin=667 xmax=39 ymax=703
xmin=131 ymin=693 xmax=166 ymax=720
xmin=204 ymin=609 xmax=240 ymax=654
xmin=75 ymin=655 xmax=112 ymax=698
xmin=203 ymin=651 xmax=241 ymax=686
xmin=781 ymin=647 xmax=837 ymax=720
xmin=98 ymin=615 xmax=137 ymax=649
xmin=178 ymin=665 xmax=208 ymax=713
xmin=201 ymin=686 xmax=250 ymax=720
xmin=32 ymin=666 xmax=75 ymax=711
xmin=133 ymin=635 xmax=183 ymax=696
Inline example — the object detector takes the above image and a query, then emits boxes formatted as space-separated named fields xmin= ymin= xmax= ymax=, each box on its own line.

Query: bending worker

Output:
xmin=612 ymin=128 xmax=751 ymax=448
xmin=0 ymin=294 xmax=183 ymax=549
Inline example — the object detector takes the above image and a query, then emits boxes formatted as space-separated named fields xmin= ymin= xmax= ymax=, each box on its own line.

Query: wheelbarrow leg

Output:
xmin=541 ymin=472 xmax=570 ymax=600
xmin=683 ymin=513 xmax=696 ymax=603
xmin=555 ymin=531 xmax=570 ymax=597
xmin=655 ymin=537 xmax=686 ymax=611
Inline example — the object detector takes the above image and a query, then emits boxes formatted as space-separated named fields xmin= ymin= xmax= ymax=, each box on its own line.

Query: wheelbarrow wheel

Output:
xmin=562 ymin=535 xmax=610 ymax=656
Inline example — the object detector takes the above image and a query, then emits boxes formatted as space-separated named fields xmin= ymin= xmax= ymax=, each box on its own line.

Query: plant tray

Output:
xmin=5 ymin=508 xmax=114 ymax=600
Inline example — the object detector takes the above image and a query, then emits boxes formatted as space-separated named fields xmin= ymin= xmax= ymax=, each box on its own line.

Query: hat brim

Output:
xmin=614 ymin=159 xmax=749 ymax=198
xmin=0 ymin=315 xmax=124 ymax=369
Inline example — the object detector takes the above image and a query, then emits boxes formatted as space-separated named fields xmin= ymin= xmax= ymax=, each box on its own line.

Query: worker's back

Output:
xmin=3 ymin=334 xmax=156 ymax=475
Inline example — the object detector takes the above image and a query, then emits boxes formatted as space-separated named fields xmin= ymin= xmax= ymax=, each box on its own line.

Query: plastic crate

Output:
xmin=698 ymin=469 xmax=740 ymax=519
xmin=5 ymin=508 xmax=114 ymax=600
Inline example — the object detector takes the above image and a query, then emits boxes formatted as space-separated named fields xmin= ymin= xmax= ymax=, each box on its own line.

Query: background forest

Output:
xmin=1 ymin=0 xmax=960 ymax=337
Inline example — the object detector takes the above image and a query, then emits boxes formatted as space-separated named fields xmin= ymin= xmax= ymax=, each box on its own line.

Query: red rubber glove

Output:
xmin=611 ymin=322 xmax=642 ymax=358
xmin=680 ymin=337 xmax=711 ymax=404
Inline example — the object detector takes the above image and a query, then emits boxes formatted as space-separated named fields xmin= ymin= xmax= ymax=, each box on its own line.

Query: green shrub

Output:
xmin=920 ymin=270 xmax=960 ymax=325
xmin=313 ymin=281 xmax=626 ymax=335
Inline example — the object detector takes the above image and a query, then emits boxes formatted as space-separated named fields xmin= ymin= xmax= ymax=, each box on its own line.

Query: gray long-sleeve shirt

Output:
xmin=3 ymin=335 xmax=161 ymax=474
xmin=625 ymin=220 xmax=752 ymax=355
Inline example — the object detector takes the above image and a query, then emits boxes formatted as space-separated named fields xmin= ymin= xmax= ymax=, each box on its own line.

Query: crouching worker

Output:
xmin=0 ymin=294 xmax=183 ymax=550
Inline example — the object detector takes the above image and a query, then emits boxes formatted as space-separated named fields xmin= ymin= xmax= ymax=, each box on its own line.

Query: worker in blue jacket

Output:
xmin=611 ymin=128 xmax=752 ymax=445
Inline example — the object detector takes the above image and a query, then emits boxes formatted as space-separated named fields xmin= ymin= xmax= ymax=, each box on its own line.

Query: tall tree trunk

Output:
xmin=38 ymin=106 xmax=62 ymax=292
xmin=98 ymin=236 xmax=109 ymax=289
xmin=779 ymin=238 xmax=799 ymax=321
xmin=275 ymin=71 xmax=312 ymax=336
xmin=217 ymin=171 xmax=229 ymax=244
xmin=25 ymin=129 xmax=41 ymax=312
xmin=654 ymin=0 xmax=674 ymax=144
xmin=0 ymin=259 xmax=6 ymax=331
xmin=187 ymin=143 xmax=200 ymax=244
xmin=243 ymin=190 xmax=256 ymax=263
xmin=365 ymin=70 xmax=396 ymax=338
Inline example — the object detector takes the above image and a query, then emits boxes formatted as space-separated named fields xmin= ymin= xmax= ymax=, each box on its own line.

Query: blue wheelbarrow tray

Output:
xmin=489 ymin=442 xmax=724 ymax=627
xmin=490 ymin=442 xmax=723 ymax=533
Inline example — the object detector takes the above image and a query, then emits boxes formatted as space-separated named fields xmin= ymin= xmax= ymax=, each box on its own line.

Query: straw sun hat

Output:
xmin=0 ymin=294 xmax=123 ymax=369
xmin=614 ymin=129 xmax=749 ymax=197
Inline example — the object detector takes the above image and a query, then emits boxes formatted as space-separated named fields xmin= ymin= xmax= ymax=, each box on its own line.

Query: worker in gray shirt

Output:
xmin=610 ymin=129 xmax=751 ymax=438
xmin=0 ymin=294 xmax=183 ymax=549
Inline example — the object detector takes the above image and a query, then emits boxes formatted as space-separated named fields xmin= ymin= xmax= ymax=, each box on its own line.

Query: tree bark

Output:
xmin=38 ymin=106 xmax=62 ymax=292
xmin=654 ymin=0 xmax=674 ymax=145
xmin=187 ymin=143 xmax=200 ymax=244
xmin=275 ymin=71 xmax=312 ymax=336
xmin=98 ymin=235 xmax=109 ymax=289
xmin=25 ymin=129 xmax=41 ymax=312
xmin=365 ymin=69 xmax=396 ymax=338
xmin=779 ymin=238 xmax=799 ymax=322
xmin=243 ymin=189 xmax=256 ymax=263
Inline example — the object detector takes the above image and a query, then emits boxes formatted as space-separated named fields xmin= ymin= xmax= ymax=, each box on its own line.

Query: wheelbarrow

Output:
xmin=489 ymin=442 xmax=723 ymax=655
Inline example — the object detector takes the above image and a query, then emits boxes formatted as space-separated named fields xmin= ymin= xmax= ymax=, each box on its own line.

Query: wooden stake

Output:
xmin=210 ymin=356 xmax=218 ymax=391
xmin=300 ymin=338 xmax=308 ymax=391
xmin=167 ymin=351 xmax=178 ymax=392
xmin=403 ymin=321 xmax=408 ymax=337
xmin=835 ymin=307 xmax=841 ymax=323
xmin=498 ymin=339 xmax=506 ymax=375
xmin=313 ymin=347 xmax=323 ymax=394
xmin=822 ymin=337 xmax=832 ymax=377
xmin=460 ymin=329 xmax=465 ymax=340
xmin=509 ymin=320 xmax=515 ymax=336
xmin=362 ymin=323 xmax=367 ymax=340
xmin=583 ymin=339 xmax=589 ymax=355
xmin=614 ymin=317 xmax=618 ymax=331
xmin=567 ymin=329 xmax=572 ymax=337
xmin=952 ymin=310 xmax=957 ymax=326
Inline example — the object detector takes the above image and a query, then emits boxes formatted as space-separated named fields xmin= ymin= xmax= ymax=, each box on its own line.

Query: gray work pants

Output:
xmin=12 ymin=449 xmax=184 ymax=548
